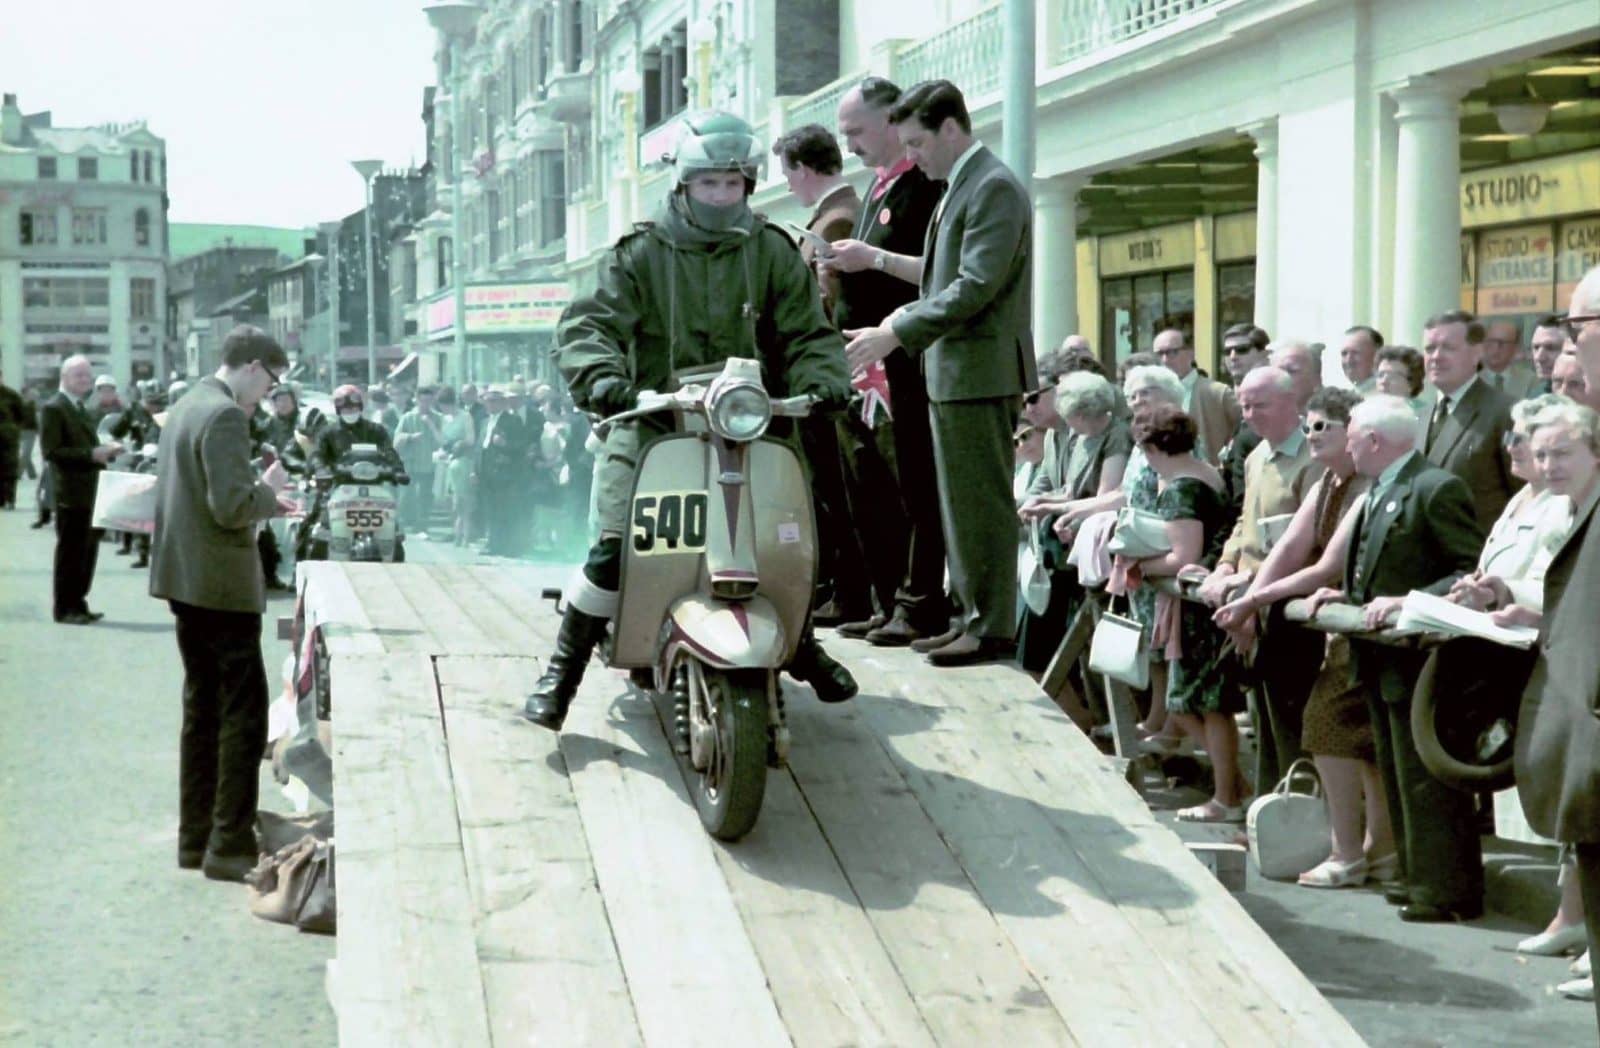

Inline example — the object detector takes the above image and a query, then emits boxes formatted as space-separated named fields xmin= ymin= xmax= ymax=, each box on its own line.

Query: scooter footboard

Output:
xmin=661 ymin=594 xmax=788 ymax=673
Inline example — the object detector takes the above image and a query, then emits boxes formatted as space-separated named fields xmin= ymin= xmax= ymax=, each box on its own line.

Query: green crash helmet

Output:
xmin=670 ymin=110 xmax=765 ymax=186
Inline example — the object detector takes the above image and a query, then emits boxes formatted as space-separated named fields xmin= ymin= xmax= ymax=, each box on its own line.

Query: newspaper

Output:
xmin=783 ymin=223 xmax=835 ymax=258
xmin=1395 ymin=590 xmax=1538 ymax=648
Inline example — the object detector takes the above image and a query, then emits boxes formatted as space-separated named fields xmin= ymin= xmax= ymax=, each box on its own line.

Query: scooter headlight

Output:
xmin=348 ymin=461 xmax=381 ymax=482
xmin=708 ymin=383 xmax=772 ymax=442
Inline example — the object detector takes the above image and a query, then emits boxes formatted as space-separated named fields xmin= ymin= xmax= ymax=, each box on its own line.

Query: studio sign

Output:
xmin=1462 ymin=172 xmax=1555 ymax=212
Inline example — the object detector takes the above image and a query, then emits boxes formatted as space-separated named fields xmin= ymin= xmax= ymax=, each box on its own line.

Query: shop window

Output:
xmin=1102 ymin=269 xmax=1196 ymax=366
xmin=1216 ymin=262 xmax=1256 ymax=355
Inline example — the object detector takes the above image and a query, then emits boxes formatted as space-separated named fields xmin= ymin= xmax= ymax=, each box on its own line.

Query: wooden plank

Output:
xmin=558 ymin=663 xmax=793 ymax=1046
xmin=426 ymin=564 xmax=541 ymax=656
xmin=435 ymin=656 xmax=643 ymax=1048
xmin=297 ymin=562 xmax=383 ymax=658
xmin=882 ymin=660 xmax=1362 ymax=1044
xmin=469 ymin=564 xmax=566 ymax=639
xmin=331 ymin=655 xmax=491 ymax=1048
xmin=641 ymin=691 xmax=936 ymax=1048
xmin=364 ymin=564 xmax=507 ymax=655
xmin=782 ymin=702 xmax=1079 ymax=1046
xmin=338 ymin=564 xmax=438 ymax=653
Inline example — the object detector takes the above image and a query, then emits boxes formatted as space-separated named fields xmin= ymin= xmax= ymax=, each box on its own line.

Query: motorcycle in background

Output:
xmin=299 ymin=444 xmax=410 ymax=563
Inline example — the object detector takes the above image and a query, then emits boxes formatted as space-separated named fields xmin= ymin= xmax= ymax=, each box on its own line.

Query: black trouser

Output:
xmin=0 ymin=473 xmax=16 ymax=507
xmin=484 ymin=483 xmax=520 ymax=556
xmin=800 ymin=416 xmax=870 ymax=617
xmin=1018 ymin=569 xmax=1082 ymax=674
xmin=1359 ymin=645 xmax=1484 ymax=909
xmin=257 ymin=526 xmax=281 ymax=583
xmin=837 ymin=411 xmax=908 ymax=618
xmin=884 ymin=349 xmax=948 ymax=628
xmin=171 ymin=600 xmax=268 ymax=858
xmin=52 ymin=507 xmax=101 ymax=620
xmin=1250 ymin=605 xmax=1324 ymax=788
xmin=1577 ymin=842 xmax=1600 ymax=1032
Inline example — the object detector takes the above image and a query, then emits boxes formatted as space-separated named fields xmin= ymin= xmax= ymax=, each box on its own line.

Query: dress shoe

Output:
xmin=866 ymin=616 xmax=924 ymax=647
xmin=56 ymin=612 xmax=94 ymax=626
xmin=30 ymin=517 xmax=50 ymax=529
xmin=132 ymin=556 xmax=149 ymax=568
xmin=910 ymin=627 xmax=963 ymax=654
xmin=1399 ymin=901 xmax=1482 ymax=923
xmin=925 ymin=633 xmax=1015 ymax=667
xmin=82 ymin=610 xmax=104 ymax=622
xmin=178 ymin=848 xmax=204 ymax=870
xmin=837 ymin=613 xmax=887 ymax=640
xmin=201 ymin=851 xmax=258 ymax=883
xmin=787 ymin=635 xmax=859 ymax=704
xmin=1383 ymin=882 xmax=1411 ymax=906
xmin=811 ymin=600 xmax=846 ymax=627
xmin=1516 ymin=924 xmax=1589 ymax=956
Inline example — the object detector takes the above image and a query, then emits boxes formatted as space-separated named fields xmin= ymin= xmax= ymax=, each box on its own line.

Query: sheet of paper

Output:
xmin=783 ymin=223 xmax=834 ymax=258
xmin=1396 ymin=590 xmax=1538 ymax=648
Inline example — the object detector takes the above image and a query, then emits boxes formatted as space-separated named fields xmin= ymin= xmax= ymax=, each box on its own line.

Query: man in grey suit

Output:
xmin=150 ymin=325 xmax=293 ymax=882
xmin=1421 ymin=309 xmax=1520 ymax=529
xmin=844 ymin=79 xmax=1036 ymax=667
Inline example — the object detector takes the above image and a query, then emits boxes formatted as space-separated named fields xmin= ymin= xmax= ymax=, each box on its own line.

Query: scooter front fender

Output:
xmin=660 ymin=594 xmax=787 ymax=675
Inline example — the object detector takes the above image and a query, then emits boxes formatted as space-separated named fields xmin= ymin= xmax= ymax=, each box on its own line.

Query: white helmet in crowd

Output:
xmin=669 ymin=110 xmax=765 ymax=187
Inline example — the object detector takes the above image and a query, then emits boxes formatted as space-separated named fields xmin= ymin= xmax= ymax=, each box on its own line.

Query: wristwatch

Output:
xmin=872 ymin=251 xmax=888 ymax=272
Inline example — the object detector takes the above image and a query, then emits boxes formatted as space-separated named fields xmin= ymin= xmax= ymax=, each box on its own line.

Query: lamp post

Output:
xmin=350 ymin=159 xmax=383 ymax=388
xmin=318 ymin=219 xmax=342 ymax=388
xmin=424 ymin=2 xmax=482 ymax=386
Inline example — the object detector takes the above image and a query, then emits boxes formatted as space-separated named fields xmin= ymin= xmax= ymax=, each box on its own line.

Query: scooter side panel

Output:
xmin=663 ymin=594 xmax=787 ymax=669
xmin=614 ymin=434 xmax=710 ymax=667
xmin=748 ymin=441 xmax=815 ymax=664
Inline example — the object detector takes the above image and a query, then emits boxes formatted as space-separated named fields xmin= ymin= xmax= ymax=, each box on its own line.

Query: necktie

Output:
xmin=1425 ymin=395 xmax=1450 ymax=453
xmin=1490 ymin=372 xmax=1503 ymax=390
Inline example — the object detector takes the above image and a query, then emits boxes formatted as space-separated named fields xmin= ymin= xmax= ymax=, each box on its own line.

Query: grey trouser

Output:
xmin=928 ymin=397 xmax=1019 ymax=641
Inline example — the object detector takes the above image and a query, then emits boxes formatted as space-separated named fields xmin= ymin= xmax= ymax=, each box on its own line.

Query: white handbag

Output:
xmin=1020 ymin=530 xmax=1053 ymax=616
xmin=1246 ymin=759 xmax=1332 ymax=880
xmin=1105 ymin=506 xmax=1171 ymax=559
xmin=1088 ymin=600 xmax=1149 ymax=690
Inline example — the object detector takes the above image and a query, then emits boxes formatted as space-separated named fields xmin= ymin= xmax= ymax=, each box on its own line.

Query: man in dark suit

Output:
xmin=38 ymin=355 xmax=124 ymax=624
xmin=477 ymin=385 xmax=529 ymax=557
xmin=1527 ymin=314 xmax=1567 ymax=399
xmin=1421 ymin=309 xmax=1519 ymax=529
xmin=149 ymin=326 xmax=293 ymax=881
xmin=1310 ymin=394 xmax=1487 ymax=922
xmin=844 ymin=79 xmax=1036 ymax=666
xmin=824 ymin=76 xmax=950 ymax=646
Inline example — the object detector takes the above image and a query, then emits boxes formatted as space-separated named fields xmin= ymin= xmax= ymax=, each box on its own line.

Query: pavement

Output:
xmin=2 ymin=477 xmax=1595 ymax=1046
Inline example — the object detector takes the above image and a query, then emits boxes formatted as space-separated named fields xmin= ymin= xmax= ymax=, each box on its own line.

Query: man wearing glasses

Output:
xmin=1152 ymin=327 xmax=1239 ymax=467
xmin=149 ymin=325 xmax=297 ymax=882
xmin=1480 ymin=319 xmax=1537 ymax=399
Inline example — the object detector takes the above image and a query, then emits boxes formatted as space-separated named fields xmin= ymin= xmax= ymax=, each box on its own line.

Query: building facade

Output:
xmin=0 ymin=93 xmax=169 ymax=392
xmin=167 ymin=245 xmax=287 ymax=379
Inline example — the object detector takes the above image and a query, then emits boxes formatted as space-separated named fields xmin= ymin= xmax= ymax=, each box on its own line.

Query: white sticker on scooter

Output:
xmin=777 ymin=522 xmax=801 ymax=544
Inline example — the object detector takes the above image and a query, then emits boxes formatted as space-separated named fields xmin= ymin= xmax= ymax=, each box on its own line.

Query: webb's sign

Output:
xmin=426 ymin=282 xmax=572 ymax=337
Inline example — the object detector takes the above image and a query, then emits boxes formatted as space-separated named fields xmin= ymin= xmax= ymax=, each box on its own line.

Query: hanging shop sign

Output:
xmin=426 ymin=282 xmax=573 ymax=338
xmin=1098 ymin=221 xmax=1196 ymax=277
xmin=1556 ymin=217 xmax=1600 ymax=312
xmin=1460 ymin=149 xmax=1600 ymax=228
xmin=1474 ymin=223 xmax=1555 ymax=316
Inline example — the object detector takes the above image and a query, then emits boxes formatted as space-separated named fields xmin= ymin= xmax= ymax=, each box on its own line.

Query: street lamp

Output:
xmin=318 ymin=219 xmax=342 ymax=389
xmin=351 ymin=158 xmax=383 ymax=388
xmin=424 ymin=2 xmax=482 ymax=386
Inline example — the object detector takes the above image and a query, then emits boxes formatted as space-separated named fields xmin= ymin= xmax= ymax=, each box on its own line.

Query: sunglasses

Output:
xmin=1302 ymin=418 xmax=1344 ymax=435
xmin=1224 ymin=344 xmax=1257 ymax=356
xmin=1023 ymin=387 xmax=1051 ymax=406
xmin=1565 ymin=313 xmax=1600 ymax=340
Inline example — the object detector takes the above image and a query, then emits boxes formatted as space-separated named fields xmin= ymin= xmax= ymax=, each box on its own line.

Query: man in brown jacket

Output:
xmin=150 ymin=325 xmax=293 ymax=881
xmin=1153 ymin=327 xmax=1239 ymax=467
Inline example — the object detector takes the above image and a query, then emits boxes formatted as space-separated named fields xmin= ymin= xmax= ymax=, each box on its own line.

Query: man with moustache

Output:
xmin=821 ymin=76 xmax=950 ymax=645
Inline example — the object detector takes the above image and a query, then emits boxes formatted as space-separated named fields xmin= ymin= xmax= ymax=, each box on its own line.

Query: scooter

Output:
xmin=600 ymin=357 xmax=820 ymax=841
xmin=301 ymin=444 xmax=409 ymax=563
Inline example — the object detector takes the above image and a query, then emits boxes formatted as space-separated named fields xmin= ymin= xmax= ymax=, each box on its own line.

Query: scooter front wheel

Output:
xmin=693 ymin=668 xmax=769 ymax=841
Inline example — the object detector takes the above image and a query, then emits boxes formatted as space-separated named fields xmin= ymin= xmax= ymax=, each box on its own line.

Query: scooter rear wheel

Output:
xmin=693 ymin=668 xmax=769 ymax=841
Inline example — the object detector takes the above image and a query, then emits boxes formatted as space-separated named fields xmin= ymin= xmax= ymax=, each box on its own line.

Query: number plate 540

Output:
xmin=632 ymin=491 xmax=709 ymax=555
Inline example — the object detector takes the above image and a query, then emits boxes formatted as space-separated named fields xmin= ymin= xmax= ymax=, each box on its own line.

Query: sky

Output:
xmin=3 ymin=0 xmax=440 ymax=228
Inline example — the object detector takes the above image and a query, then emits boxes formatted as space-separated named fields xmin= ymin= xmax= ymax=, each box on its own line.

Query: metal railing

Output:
xmin=785 ymin=79 xmax=860 ymax=138
xmin=895 ymin=4 xmax=1003 ymax=99
xmin=1057 ymin=0 xmax=1233 ymax=62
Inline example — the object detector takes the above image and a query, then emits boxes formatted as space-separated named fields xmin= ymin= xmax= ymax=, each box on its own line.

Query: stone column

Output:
xmin=1243 ymin=120 xmax=1278 ymax=337
xmin=1388 ymin=74 xmax=1475 ymax=346
xmin=1032 ymin=175 xmax=1084 ymax=355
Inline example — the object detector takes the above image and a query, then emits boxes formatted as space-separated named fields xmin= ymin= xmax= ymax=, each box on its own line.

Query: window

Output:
xmin=565 ymin=0 xmax=585 ymax=71
xmin=437 ymin=236 xmax=452 ymax=288
xmin=134 ymin=208 xmax=150 ymax=247
xmin=131 ymin=277 xmax=157 ymax=319
xmin=487 ymin=188 xmax=503 ymax=262
xmin=78 ymin=157 xmax=98 ymax=180
xmin=71 ymin=208 xmax=108 ymax=245
xmin=130 ymin=152 xmax=140 ymax=181
xmin=20 ymin=209 xmax=59 ymax=245
xmin=144 ymin=152 xmax=152 ymax=183
xmin=540 ymin=151 xmax=566 ymax=246
xmin=37 ymin=156 xmax=57 ymax=180
xmin=22 ymin=276 xmax=110 ymax=310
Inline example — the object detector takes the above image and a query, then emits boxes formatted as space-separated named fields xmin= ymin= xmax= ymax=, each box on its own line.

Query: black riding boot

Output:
xmin=787 ymin=626 xmax=859 ymax=704
xmin=522 ymin=607 xmax=609 ymax=730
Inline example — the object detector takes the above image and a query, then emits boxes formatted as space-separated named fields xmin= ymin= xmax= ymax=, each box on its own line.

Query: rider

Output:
xmin=261 ymin=385 xmax=308 ymax=474
xmin=522 ymin=110 xmax=860 ymax=730
xmin=297 ymin=384 xmax=406 ymax=559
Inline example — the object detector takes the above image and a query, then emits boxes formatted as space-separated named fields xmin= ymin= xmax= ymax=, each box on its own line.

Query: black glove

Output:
xmin=797 ymin=384 xmax=852 ymax=415
xmin=588 ymin=376 xmax=637 ymax=417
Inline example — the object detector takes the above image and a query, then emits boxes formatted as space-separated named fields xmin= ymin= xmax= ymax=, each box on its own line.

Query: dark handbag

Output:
xmin=293 ymin=839 xmax=336 ymax=935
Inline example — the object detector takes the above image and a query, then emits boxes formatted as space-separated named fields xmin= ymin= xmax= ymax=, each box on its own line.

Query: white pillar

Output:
xmin=1388 ymin=74 xmax=1475 ymax=346
xmin=1244 ymin=120 xmax=1278 ymax=336
xmin=1033 ymin=175 xmax=1083 ymax=355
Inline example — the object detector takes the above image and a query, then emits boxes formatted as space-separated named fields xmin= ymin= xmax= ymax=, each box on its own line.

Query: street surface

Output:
xmin=0 ymin=482 xmax=1593 ymax=1046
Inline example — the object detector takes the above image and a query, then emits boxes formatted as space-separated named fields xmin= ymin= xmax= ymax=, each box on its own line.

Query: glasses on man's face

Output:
xmin=1564 ymin=314 xmax=1600 ymax=340
xmin=1224 ymin=344 xmax=1254 ymax=356
xmin=1302 ymin=418 xmax=1345 ymax=435
xmin=1153 ymin=347 xmax=1189 ymax=359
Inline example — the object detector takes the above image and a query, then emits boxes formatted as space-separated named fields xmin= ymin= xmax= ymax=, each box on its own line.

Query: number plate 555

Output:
xmin=632 ymin=491 xmax=709 ymax=555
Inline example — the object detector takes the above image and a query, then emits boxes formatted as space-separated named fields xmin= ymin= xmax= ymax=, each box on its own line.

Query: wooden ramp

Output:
xmin=303 ymin=563 xmax=1364 ymax=1047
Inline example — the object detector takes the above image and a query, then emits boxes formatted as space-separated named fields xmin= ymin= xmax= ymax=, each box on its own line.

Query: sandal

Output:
xmin=1366 ymin=851 xmax=1400 ymax=884
xmin=1176 ymin=800 xmax=1246 ymax=823
xmin=1298 ymin=856 xmax=1368 ymax=888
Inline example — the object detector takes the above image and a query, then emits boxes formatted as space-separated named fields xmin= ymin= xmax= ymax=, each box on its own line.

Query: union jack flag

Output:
xmin=852 ymin=361 xmax=892 ymax=428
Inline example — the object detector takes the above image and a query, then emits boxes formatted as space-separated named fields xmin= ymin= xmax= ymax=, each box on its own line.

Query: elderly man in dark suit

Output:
xmin=1309 ymin=394 xmax=1486 ymax=922
xmin=824 ymin=76 xmax=950 ymax=647
xmin=477 ymin=385 xmax=530 ymax=557
xmin=150 ymin=326 xmax=293 ymax=882
xmin=38 ymin=355 xmax=125 ymax=624
xmin=1421 ymin=309 xmax=1520 ymax=528
xmin=844 ymin=79 xmax=1036 ymax=666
